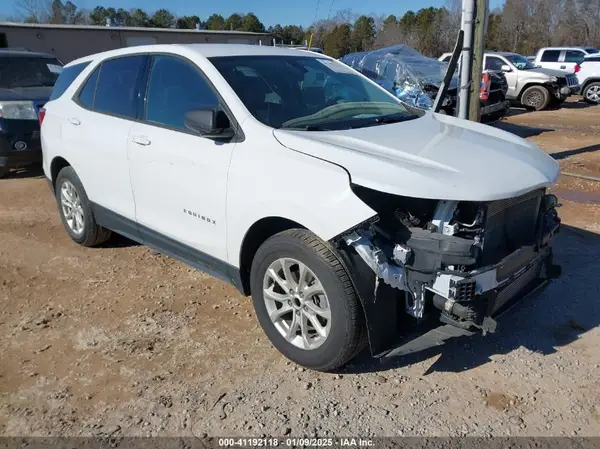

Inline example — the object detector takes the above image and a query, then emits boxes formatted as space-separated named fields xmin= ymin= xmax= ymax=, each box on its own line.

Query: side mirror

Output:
xmin=501 ymin=64 xmax=512 ymax=72
xmin=184 ymin=108 xmax=235 ymax=139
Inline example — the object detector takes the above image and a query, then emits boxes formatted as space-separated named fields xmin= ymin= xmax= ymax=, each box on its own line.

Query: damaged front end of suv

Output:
xmin=333 ymin=184 xmax=562 ymax=359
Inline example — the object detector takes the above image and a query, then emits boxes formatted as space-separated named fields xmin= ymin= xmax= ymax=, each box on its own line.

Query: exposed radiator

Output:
xmin=481 ymin=189 xmax=544 ymax=265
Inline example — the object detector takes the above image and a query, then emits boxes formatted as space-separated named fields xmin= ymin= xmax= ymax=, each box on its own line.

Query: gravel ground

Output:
xmin=1 ymin=99 xmax=599 ymax=438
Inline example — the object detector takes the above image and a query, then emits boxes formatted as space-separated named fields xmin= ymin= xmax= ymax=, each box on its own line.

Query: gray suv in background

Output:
xmin=439 ymin=51 xmax=580 ymax=111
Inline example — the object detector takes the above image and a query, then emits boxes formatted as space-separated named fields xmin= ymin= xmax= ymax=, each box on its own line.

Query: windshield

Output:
xmin=209 ymin=55 xmax=423 ymax=130
xmin=505 ymin=54 xmax=536 ymax=70
xmin=0 ymin=57 xmax=63 ymax=89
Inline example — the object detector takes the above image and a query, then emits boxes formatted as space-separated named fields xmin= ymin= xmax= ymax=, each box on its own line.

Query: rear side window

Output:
xmin=144 ymin=55 xmax=219 ymax=131
xmin=565 ymin=50 xmax=585 ymax=63
xmin=93 ymin=55 xmax=146 ymax=119
xmin=541 ymin=50 xmax=560 ymax=62
xmin=49 ymin=61 xmax=88 ymax=101
xmin=77 ymin=66 xmax=100 ymax=109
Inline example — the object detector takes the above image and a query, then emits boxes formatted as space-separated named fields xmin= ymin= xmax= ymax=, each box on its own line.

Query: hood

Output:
xmin=0 ymin=86 xmax=53 ymax=102
xmin=273 ymin=113 xmax=559 ymax=202
xmin=527 ymin=67 xmax=568 ymax=78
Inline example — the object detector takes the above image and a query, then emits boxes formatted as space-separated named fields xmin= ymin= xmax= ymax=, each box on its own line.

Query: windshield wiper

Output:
xmin=284 ymin=124 xmax=331 ymax=131
xmin=374 ymin=114 xmax=420 ymax=125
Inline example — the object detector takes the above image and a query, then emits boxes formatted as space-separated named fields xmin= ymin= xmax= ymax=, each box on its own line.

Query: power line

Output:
xmin=312 ymin=0 xmax=323 ymax=24
xmin=327 ymin=0 xmax=336 ymax=20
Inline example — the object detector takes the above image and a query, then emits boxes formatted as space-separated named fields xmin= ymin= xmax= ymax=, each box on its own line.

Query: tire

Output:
xmin=0 ymin=167 xmax=8 ymax=179
xmin=521 ymin=86 xmax=551 ymax=111
xmin=55 ymin=166 xmax=111 ymax=247
xmin=583 ymin=82 xmax=600 ymax=105
xmin=250 ymin=229 xmax=366 ymax=372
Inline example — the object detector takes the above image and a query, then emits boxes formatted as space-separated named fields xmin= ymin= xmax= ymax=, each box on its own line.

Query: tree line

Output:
xmin=10 ymin=0 xmax=600 ymax=59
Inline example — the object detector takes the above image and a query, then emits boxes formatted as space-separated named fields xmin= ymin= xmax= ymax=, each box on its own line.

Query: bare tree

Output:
xmin=14 ymin=0 xmax=51 ymax=22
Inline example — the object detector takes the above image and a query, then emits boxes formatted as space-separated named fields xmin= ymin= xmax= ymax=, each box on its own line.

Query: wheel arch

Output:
xmin=238 ymin=216 xmax=307 ymax=295
xmin=50 ymin=156 xmax=72 ymax=189
xmin=517 ymin=82 xmax=548 ymax=101
xmin=582 ymin=78 xmax=600 ymax=91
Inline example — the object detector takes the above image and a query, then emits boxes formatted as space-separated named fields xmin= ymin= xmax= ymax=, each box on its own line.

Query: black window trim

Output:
xmin=137 ymin=52 xmax=244 ymax=143
xmin=70 ymin=51 xmax=243 ymax=143
xmin=71 ymin=52 xmax=150 ymax=123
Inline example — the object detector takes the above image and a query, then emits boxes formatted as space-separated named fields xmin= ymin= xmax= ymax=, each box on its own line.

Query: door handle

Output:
xmin=68 ymin=117 xmax=81 ymax=126
xmin=560 ymin=65 xmax=566 ymax=69
xmin=132 ymin=135 xmax=151 ymax=146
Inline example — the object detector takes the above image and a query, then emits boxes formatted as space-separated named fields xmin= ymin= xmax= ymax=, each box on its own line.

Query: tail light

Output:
xmin=479 ymin=73 xmax=491 ymax=101
xmin=38 ymin=107 xmax=46 ymax=126
xmin=574 ymin=64 xmax=581 ymax=73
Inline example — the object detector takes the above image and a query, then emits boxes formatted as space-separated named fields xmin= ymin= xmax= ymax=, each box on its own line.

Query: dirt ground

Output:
xmin=1 ymin=99 xmax=599 ymax=438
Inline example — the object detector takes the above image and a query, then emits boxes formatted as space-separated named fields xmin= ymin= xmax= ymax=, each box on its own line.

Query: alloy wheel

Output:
xmin=586 ymin=85 xmax=600 ymax=103
xmin=60 ymin=180 xmax=85 ymax=235
xmin=262 ymin=257 xmax=332 ymax=350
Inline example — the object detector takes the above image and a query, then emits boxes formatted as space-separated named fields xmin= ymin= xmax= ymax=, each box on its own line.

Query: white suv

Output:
xmin=577 ymin=55 xmax=600 ymax=104
xmin=41 ymin=44 xmax=562 ymax=371
xmin=533 ymin=46 xmax=600 ymax=73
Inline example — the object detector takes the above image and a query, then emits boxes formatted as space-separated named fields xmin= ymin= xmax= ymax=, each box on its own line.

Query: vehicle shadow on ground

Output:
xmin=493 ymin=121 xmax=554 ymax=138
xmin=97 ymin=233 xmax=140 ymax=249
xmin=346 ymin=225 xmax=600 ymax=375
xmin=1 ymin=165 xmax=45 ymax=179
xmin=552 ymin=144 xmax=600 ymax=160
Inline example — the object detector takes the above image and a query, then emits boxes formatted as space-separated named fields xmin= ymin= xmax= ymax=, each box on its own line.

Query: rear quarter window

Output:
xmin=49 ymin=61 xmax=90 ymax=101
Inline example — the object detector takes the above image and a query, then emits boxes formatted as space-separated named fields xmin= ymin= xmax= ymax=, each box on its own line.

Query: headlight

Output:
xmin=0 ymin=101 xmax=38 ymax=120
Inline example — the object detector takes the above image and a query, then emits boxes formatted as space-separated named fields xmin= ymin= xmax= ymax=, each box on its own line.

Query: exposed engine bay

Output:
xmin=333 ymin=184 xmax=562 ymax=357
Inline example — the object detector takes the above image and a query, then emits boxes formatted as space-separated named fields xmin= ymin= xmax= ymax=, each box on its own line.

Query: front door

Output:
xmin=127 ymin=54 xmax=237 ymax=263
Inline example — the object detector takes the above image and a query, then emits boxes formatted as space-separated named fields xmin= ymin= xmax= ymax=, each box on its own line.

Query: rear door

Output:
xmin=562 ymin=49 xmax=586 ymax=73
xmin=60 ymin=54 xmax=147 ymax=224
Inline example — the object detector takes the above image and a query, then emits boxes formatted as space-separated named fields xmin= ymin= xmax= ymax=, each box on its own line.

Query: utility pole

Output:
xmin=458 ymin=0 xmax=475 ymax=120
xmin=468 ymin=0 xmax=489 ymax=122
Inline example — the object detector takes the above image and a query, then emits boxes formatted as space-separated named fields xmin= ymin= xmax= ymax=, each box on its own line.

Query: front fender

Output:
xmin=225 ymin=137 xmax=376 ymax=267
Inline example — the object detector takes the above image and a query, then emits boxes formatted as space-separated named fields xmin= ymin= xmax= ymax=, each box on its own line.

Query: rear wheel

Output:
xmin=55 ymin=166 xmax=111 ymax=247
xmin=250 ymin=229 xmax=366 ymax=371
xmin=583 ymin=82 xmax=600 ymax=104
xmin=521 ymin=86 xmax=551 ymax=110
xmin=0 ymin=167 xmax=8 ymax=179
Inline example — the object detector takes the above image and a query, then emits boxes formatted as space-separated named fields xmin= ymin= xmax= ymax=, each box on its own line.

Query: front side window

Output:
xmin=0 ymin=56 xmax=64 ymax=90
xmin=504 ymin=54 xmax=536 ymax=70
xmin=565 ymin=50 xmax=585 ymax=63
xmin=209 ymin=55 xmax=421 ymax=130
xmin=541 ymin=50 xmax=561 ymax=62
xmin=485 ymin=56 xmax=505 ymax=71
xmin=93 ymin=55 xmax=146 ymax=119
xmin=144 ymin=55 xmax=219 ymax=131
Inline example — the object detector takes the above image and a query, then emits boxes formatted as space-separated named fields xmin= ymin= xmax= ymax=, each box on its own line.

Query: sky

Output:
xmin=2 ymin=0 xmax=506 ymax=27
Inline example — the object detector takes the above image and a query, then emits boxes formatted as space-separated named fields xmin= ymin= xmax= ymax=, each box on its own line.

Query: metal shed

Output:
xmin=0 ymin=22 xmax=270 ymax=63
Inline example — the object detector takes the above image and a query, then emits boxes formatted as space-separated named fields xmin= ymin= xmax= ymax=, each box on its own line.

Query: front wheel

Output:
xmin=250 ymin=229 xmax=366 ymax=371
xmin=583 ymin=82 xmax=600 ymax=104
xmin=521 ymin=85 xmax=551 ymax=111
